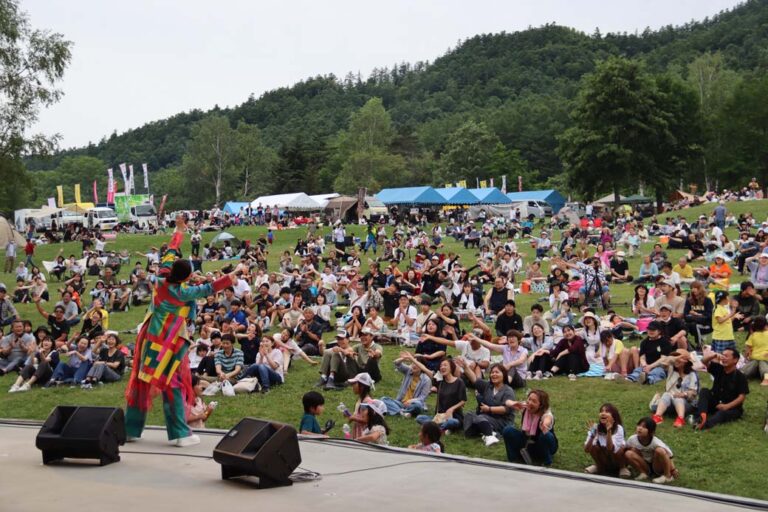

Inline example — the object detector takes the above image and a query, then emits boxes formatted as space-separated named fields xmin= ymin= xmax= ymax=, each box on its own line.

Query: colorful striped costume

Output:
xmin=125 ymin=230 xmax=230 ymax=440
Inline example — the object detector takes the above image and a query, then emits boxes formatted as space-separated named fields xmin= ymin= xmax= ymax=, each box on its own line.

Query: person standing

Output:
xmin=125 ymin=215 xmax=239 ymax=447
xmin=4 ymin=239 xmax=16 ymax=274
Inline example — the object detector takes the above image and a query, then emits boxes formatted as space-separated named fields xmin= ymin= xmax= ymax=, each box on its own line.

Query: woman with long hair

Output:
xmin=125 ymin=215 xmax=239 ymax=447
xmin=501 ymin=389 xmax=557 ymax=466
xmin=584 ymin=403 xmax=628 ymax=477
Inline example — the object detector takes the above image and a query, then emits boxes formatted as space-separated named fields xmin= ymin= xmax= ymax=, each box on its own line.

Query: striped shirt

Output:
xmin=214 ymin=348 xmax=244 ymax=376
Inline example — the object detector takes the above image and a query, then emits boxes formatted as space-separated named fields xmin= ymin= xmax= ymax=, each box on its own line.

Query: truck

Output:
xmin=85 ymin=206 xmax=119 ymax=230
xmin=113 ymin=194 xmax=158 ymax=229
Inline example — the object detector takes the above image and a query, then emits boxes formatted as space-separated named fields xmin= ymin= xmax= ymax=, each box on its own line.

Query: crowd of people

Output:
xmin=1 ymin=197 xmax=767 ymax=485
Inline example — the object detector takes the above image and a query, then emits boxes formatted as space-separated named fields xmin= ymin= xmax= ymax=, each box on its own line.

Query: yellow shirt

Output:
xmin=402 ymin=377 xmax=419 ymax=403
xmin=672 ymin=264 xmax=693 ymax=279
xmin=712 ymin=304 xmax=734 ymax=341
xmin=746 ymin=331 xmax=768 ymax=361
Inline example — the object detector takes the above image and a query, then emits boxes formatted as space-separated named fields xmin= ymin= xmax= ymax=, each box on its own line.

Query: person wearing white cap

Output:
xmin=346 ymin=372 xmax=376 ymax=439
xmin=355 ymin=399 xmax=390 ymax=445
xmin=609 ymin=251 xmax=632 ymax=284
xmin=745 ymin=248 xmax=768 ymax=292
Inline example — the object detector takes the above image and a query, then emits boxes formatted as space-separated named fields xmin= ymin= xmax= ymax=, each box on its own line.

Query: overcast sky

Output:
xmin=24 ymin=0 xmax=742 ymax=149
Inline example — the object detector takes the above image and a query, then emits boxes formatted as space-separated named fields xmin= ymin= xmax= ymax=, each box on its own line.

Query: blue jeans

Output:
xmin=381 ymin=397 xmax=425 ymax=416
xmin=502 ymin=426 xmax=558 ymax=466
xmin=243 ymin=363 xmax=282 ymax=390
xmin=364 ymin=239 xmax=377 ymax=253
xmin=51 ymin=362 xmax=91 ymax=384
xmin=627 ymin=365 xmax=666 ymax=384
xmin=416 ymin=414 xmax=460 ymax=431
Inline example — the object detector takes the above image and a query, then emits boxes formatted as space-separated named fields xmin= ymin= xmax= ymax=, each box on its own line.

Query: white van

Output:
xmin=86 ymin=207 xmax=119 ymax=230
xmin=511 ymin=200 xmax=552 ymax=219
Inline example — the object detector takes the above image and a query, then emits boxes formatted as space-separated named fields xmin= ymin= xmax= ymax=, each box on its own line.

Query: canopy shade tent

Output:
xmin=210 ymin=231 xmax=240 ymax=247
xmin=622 ymin=194 xmax=653 ymax=204
xmin=0 ymin=216 xmax=26 ymax=247
xmin=309 ymin=193 xmax=340 ymax=208
xmin=435 ymin=187 xmax=479 ymax=205
xmin=505 ymin=189 xmax=566 ymax=213
xmin=250 ymin=193 xmax=322 ymax=211
xmin=63 ymin=202 xmax=95 ymax=214
xmin=325 ymin=195 xmax=359 ymax=222
xmin=593 ymin=193 xmax=627 ymax=204
xmin=376 ymin=186 xmax=445 ymax=205
xmin=222 ymin=202 xmax=250 ymax=215
xmin=468 ymin=187 xmax=512 ymax=205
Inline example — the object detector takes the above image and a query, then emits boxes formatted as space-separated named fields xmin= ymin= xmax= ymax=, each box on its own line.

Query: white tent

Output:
xmin=309 ymin=193 xmax=340 ymax=208
xmin=250 ymin=193 xmax=322 ymax=211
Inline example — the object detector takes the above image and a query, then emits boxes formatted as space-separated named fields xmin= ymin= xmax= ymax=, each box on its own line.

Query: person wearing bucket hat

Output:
xmin=712 ymin=290 xmax=740 ymax=354
xmin=347 ymin=372 xmax=376 ymax=439
xmin=356 ymin=399 xmax=390 ymax=445
xmin=706 ymin=251 xmax=733 ymax=290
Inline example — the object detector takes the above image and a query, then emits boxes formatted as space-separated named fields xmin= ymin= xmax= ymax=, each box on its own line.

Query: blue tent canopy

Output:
xmin=376 ymin=186 xmax=446 ymax=205
xmin=505 ymin=190 xmax=566 ymax=213
xmin=434 ymin=187 xmax=479 ymax=205
xmin=222 ymin=202 xmax=250 ymax=215
xmin=468 ymin=187 xmax=512 ymax=204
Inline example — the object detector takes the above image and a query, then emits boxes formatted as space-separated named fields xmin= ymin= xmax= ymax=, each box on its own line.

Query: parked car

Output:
xmin=563 ymin=202 xmax=586 ymax=217
xmin=511 ymin=200 xmax=553 ymax=219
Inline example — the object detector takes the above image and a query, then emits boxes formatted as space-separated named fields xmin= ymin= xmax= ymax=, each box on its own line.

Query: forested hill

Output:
xmin=23 ymin=0 xmax=768 ymax=209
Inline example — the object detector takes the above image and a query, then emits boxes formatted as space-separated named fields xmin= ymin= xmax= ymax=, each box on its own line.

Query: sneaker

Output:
xmin=542 ymin=372 xmax=553 ymax=380
xmin=584 ymin=464 xmax=599 ymax=474
xmin=525 ymin=371 xmax=533 ymax=380
xmin=651 ymin=414 xmax=664 ymax=424
xmin=18 ymin=382 xmax=31 ymax=392
xmin=8 ymin=384 xmax=19 ymax=393
xmin=315 ymin=376 xmax=327 ymax=388
xmin=568 ymin=373 xmax=577 ymax=381
xmin=402 ymin=412 xmax=411 ymax=418
xmin=176 ymin=434 xmax=201 ymax=447
xmin=638 ymin=372 xmax=647 ymax=384
xmin=534 ymin=370 xmax=543 ymax=380
xmin=619 ymin=467 xmax=631 ymax=479
xmin=81 ymin=383 xmax=93 ymax=390
xmin=652 ymin=475 xmax=674 ymax=484
xmin=260 ymin=388 xmax=270 ymax=395
xmin=635 ymin=473 xmax=649 ymax=481
xmin=324 ymin=377 xmax=336 ymax=390
xmin=482 ymin=434 xmax=499 ymax=447
xmin=673 ymin=417 xmax=685 ymax=428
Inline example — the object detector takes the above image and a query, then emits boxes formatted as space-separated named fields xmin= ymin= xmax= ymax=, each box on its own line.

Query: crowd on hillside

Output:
xmin=1 ymin=196 xmax=767 ymax=484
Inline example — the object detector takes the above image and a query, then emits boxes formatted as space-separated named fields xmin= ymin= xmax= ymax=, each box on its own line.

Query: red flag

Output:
xmin=92 ymin=180 xmax=99 ymax=204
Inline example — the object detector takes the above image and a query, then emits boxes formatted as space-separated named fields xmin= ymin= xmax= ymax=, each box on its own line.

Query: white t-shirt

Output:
xmin=453 ymin=340 xmax=491 ymax=364
xmin=255 ymin=349 xmax=284 ymax=381
xmin=393 ymin=305 xmax=417 ymax=330
xmin=585 ymin=425 xmax=625 ymax=453
xmin=626 ymin=434 xmax=673 ymax=463
xmin=233 ymin=279 xmax=251 ymax=298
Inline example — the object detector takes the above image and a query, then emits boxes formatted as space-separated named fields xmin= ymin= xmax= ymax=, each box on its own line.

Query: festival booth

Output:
xmin=505 ymin=189 xmax=566 ymax=213
xmin=222 ymin=202 xmax=250 ymax=215
xmin=324 ymin=195 xmax=359 ymax=223
xmin=467 ymin=187 xmax=512 ymax=219
xmin=250 ymin=193 xmax=322 ymax=211
xmin=435 ymin=187 xmax=480 ymax=205
xmin=376 ymin=186 xmax=446 ymax=222
xmin=309 ymin=193 xmax=340 ymax=209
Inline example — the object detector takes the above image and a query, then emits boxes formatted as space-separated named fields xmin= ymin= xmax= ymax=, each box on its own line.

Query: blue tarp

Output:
xmin=376 ymin=186 xmax=446 ymax=205
xmin=435 ymin=187 xmax=479 ymax=205
xmin=505 ymin=189 xmax=566 ymax=213
xmin=468 ymin=187 xmax=512 ymax=204
xmin=222 ymin=202 xmax=250 ymax=215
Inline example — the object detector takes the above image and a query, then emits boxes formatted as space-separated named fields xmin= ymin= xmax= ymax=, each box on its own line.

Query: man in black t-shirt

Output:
xmin=626 ymin=321 xmax=673 ymax=384
xmin=609 ymin=251 xmax=632 ymax=283
xmin=695 ymin=348 xmax=749 ymax=430
xmin=495 ymin=300 xmax=523 ymax=336
xmin=656 ymin=304 xmax=688 ymax=349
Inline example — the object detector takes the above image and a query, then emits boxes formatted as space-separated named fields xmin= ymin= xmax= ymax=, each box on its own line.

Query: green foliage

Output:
xmin=438 ymin=120 xmax=500 ymax=184
xmin=20 ymin=1 xmax=768 ymax=207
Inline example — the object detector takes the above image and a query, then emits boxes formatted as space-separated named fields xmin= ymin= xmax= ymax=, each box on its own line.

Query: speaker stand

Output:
xmin=221 ymin=465 xmax=293 ymax=488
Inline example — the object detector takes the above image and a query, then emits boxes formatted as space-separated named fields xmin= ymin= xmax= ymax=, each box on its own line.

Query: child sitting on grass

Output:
xmin=188 ymin=374 xmax=216 ymax=429
xmin=624 ymin=417 xmax=678 ymax=484
xmin=299 ymin=391 xmax=334 ymax=437
xmin=355 ymin=399 xmax=390 ymax=446
xmin=409 ymin=421 xmax=443 ymax=453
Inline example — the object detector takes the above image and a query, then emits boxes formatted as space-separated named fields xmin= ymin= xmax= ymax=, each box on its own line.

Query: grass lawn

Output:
xmin=1 ymin=200 xmax=767 ymax=500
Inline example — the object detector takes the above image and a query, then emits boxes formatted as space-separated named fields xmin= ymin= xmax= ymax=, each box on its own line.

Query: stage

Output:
xmin=0 ymin=420 xmax=763 ymax=511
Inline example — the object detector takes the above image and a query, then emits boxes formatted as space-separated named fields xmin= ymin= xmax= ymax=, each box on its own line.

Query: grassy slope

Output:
xmin=1 ymin=202 xmax=767 ymax=500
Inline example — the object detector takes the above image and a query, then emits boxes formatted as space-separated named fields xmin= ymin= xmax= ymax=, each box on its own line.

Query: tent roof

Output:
xmin=210 ymin=231 xmax=240 ymax=246
xmin=623 ymin=194 xmax=653 ymax=204
xmin=250 ymin=193 xmax=322 ymax=211
xmin=435 ymin=187 xmax=479 ymax=205
xmin=0 ymin=216 xmax=25 ymax=246
xmin=64 ymin=202 xmax=95 ymax=213
xmin=505 ymin=190 xmax=563 ymax=202
xmin=376 ymin=187 xmax=445 ymax=205
xmin=468 ymin=187 xmax=512 ymax=204
xmin=222 ymin=202 xmax=250 ymax=214
xmin=593 ymin=193 xmax=627 ymax=204
xmin=309 ymin=193 xmax=340 ymax=208
xmin=325 ymin=196 xmax=359 ymax=220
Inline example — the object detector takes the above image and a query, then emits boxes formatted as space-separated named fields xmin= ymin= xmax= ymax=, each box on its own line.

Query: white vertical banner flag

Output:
xmin=107 ymin=168 xmax=114 ymax=196
xmin=128 ymin=165 xmax=135 ymax=194
xmin=119 ymin=163 xmax=128 ymax=192
xmin=142 ymin=163 xmax=149 ymax=190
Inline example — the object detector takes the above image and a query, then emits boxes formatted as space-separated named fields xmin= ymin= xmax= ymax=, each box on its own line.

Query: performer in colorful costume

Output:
xmin=125 ymin=215 xmax=237 ymax=446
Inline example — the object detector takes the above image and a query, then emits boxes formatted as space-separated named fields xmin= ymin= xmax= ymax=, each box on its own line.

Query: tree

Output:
xmin=0 ymin=0 xmax=72 ymax=158
xmin=182 ymin=115 xmax=239 ymax=207
xmin=234 ymin=121 xmax=278 ymax=199
xmin=438 ymin=120 xmax=500 ymax=184
xmin=558 ymin=57 xmax=678 ymax=206
xmin=488 ymin=142 xmax=537 ymax=190
xmin=332 ymin=98 xmax=406 ymax=194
